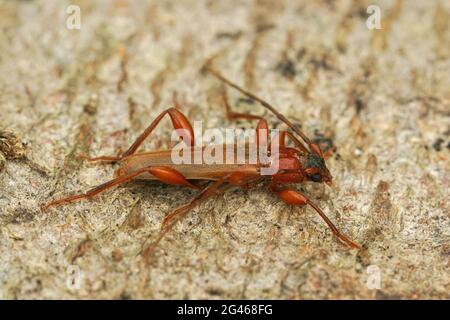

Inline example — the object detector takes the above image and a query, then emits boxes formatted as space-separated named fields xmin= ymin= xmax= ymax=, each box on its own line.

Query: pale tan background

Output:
xmin=0 ymin=0 xmax=448 ymax=299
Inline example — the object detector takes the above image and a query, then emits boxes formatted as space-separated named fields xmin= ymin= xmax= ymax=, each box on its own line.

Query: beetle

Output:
xmin=43 ymin=67 xmax=361 ymax=262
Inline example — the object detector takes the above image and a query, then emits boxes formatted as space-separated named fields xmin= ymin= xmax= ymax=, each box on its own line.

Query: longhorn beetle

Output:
xmin=43 ymin=67 xmax=361 ymax=263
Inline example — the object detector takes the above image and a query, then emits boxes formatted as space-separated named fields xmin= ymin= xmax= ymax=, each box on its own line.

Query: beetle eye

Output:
xmin=310 ymin=173 xmax=322 ymax=182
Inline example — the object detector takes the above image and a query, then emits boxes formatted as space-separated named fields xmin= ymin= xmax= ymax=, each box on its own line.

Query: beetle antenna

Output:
xmin=206 ymin=67 xmax=322 ymax=157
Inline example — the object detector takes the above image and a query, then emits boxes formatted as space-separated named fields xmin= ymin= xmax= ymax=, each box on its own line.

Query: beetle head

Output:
xmin=304 ymin=153 xmax=332 ymax=186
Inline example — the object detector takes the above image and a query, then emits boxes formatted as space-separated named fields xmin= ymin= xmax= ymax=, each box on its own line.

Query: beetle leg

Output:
xmin=147 ymin=166 xmax=200 ymax=190
xmin=123 ymin=107 xmax=195 ymax=157
xmin=226 ymin=171 xmax=262 ymax=189
xmin=274 ymin=130 xmax=309 ymax=154
xmin=222 ymin=88 xmax=271 ymax=161
xmin=273 ymin=187 xmax=361 ymax=249
xmin=85 ymin=107 xmax=195 ymax=163
xmin=209 ymin=68 xmax=328 ymax=158
xmin=222 ymin=88 xmax=309 ymax=156
xmin=42 ymin=166 xmax=198 ymax=210
xmin=142 ymin=176 xmax=231 ymax=264
xmin=221 ymin=87 xmax=263 ymax=121
xmin=221 ymin=88 xmax=268 ymax=142
xmin=42 ymin=167 xmax=151 ymax=210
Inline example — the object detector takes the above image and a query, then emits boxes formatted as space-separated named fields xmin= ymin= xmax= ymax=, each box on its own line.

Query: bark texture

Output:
xmin=0 ymin=0 xmax=449 ymax=299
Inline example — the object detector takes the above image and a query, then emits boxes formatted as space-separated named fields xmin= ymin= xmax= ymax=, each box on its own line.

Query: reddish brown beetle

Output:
xmin=43 ymin=67 xmax=360 ymax=262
